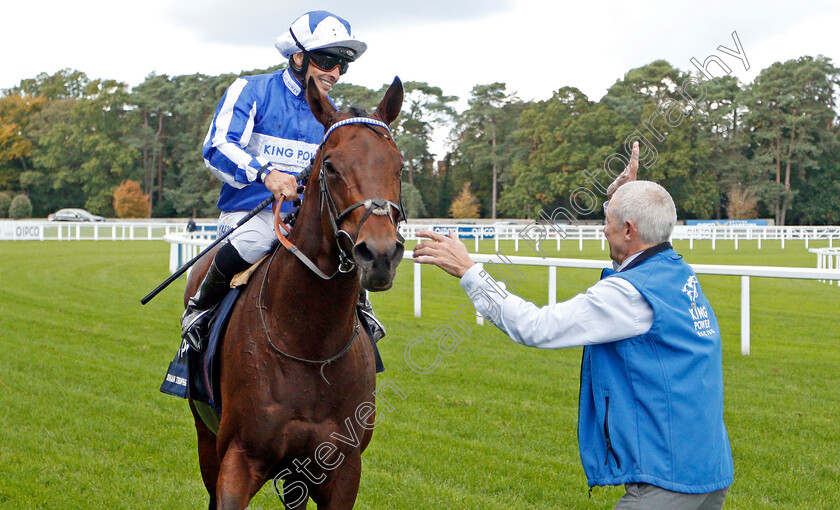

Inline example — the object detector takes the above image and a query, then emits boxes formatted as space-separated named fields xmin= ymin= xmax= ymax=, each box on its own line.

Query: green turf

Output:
xmin=0 ymin=239 xmax=837 ymax=509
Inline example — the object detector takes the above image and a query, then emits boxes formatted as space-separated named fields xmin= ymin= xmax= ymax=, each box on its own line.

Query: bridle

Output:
xmin=273 ymin=116 xmax=406 ymax=280
xmin=260 ymin=116 xmax=406 ymax=381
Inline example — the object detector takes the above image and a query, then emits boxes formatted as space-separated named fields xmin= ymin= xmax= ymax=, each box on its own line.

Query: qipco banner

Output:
xmin=0 ymin=222 xmax=44 ymax=241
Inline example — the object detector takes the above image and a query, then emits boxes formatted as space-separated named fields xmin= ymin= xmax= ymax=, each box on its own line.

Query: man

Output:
xmin=182 ymin=10 xmax=384 ymax=351
xmin=413 ymin=180 xmax=733 ymax=509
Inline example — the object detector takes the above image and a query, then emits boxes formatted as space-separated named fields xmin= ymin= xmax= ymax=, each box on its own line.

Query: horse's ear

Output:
xmin=306 ymin=77 xmax=336 ymax=127
xmin=374 ymin=77 xmax=403 ymax=126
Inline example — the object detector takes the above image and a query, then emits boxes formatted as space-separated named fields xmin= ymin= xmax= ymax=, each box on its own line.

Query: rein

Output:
xmin=257 ymin=117 xmax=404 ymax=381
xmin=257 ymin=244 xmax=360 ymax=385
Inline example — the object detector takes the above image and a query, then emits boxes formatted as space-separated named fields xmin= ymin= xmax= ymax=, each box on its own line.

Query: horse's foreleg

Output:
xmin=215 ymin=445 xmax=268 ymax=510
xmin=312 ymin=451 xmax=363 ymax=510
xmin=189 ymin=400 xmax=220 ymax=509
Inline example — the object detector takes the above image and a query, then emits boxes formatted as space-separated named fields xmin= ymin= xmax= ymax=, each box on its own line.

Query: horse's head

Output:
xmin=306 ymin=76 xmax=406 ymax=291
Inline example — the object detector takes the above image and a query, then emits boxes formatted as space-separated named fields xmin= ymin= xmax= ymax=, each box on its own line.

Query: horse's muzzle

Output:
xmin=353 ymin=237 xmax=404 ymax=291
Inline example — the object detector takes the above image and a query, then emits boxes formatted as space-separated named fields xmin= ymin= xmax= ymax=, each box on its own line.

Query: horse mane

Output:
xmin=347 ymin=105 xmax=368 ymax=117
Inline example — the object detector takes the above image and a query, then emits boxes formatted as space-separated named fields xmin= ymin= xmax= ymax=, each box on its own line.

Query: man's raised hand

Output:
xmin=606 ymin=141 xmax=640 ymax=198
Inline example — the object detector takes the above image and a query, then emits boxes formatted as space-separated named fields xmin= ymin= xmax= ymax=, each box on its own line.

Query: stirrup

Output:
xmin=181 ymin=306 xmax=216 ymax=352
xmin=358 ymin=306 xmax=386 ymax=343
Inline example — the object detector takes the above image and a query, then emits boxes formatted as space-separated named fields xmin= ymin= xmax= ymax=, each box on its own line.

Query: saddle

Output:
xmin=160 ymin=255 xmax=385 ymax=412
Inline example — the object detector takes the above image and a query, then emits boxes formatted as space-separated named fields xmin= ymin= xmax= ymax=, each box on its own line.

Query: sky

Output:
xmin=3 ymin=0 xmax=839 ymax=154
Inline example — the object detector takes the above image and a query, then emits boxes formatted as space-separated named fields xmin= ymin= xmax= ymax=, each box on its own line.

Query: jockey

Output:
xmin=182 ymin=10 xmax=386 ymax=352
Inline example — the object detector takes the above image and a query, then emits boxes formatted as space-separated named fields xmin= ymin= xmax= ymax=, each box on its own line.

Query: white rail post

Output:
xmin=169 ymin=243 xmax=179 ymax=274
xmin=549 ymin=266 xmax=557 ymax=306
xmin=734 ymin=233 xmax=738 ymax=250
xmin=579 ymin=226 xmax=583 ymax=251
xmin=475 ymin=262 xmax=484 ymax=326
xmin=741 ymin=276 xmax=750 ymax=355
xmin=413 ymin=262 xmax=421 ymax=318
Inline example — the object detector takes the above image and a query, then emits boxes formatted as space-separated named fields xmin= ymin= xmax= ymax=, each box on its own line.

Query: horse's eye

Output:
xmin=324 ymin=161 xmax=337 ymax=176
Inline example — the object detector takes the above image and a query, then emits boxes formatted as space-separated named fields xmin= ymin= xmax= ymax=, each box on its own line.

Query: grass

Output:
xmin=0 ymin=238 xmax=837 ymax=509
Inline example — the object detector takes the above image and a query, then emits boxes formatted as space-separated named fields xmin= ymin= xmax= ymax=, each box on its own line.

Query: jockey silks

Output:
xmin=203 ymin=69 xmax=326 ymax=213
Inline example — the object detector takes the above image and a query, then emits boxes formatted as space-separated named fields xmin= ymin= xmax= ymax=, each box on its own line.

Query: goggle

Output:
xmin=308 ymin=51 xmax=350 ymax=75
xmin=603 ymin=200 xmax=610 ymax=216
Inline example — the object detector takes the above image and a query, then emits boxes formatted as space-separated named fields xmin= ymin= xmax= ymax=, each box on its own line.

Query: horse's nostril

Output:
xmin=353 ymin=242 xmax=375 ymax=266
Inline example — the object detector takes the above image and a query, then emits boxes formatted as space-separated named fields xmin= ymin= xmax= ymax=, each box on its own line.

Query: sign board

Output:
xmin=0 ymin=222 xmax=44 ymax=241
xmin=685 ymin=219 xmax=768 ymax=226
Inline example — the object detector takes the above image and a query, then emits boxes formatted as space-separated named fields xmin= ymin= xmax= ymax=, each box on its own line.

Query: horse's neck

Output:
xmin=266 ymin=196 xmax=360 ymax=348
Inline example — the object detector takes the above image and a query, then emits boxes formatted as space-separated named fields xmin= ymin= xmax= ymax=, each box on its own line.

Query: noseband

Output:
xmin=318 ymin=117 xmax=406 ymax=274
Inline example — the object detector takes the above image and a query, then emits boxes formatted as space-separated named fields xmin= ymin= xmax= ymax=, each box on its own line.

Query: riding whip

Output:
xmin=140 ymin=195 xmax=276 ymax=305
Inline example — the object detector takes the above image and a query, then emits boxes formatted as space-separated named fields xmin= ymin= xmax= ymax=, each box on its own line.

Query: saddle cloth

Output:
xmin=160 ymin=265 xmax=385 ymax=411
xmin=159 ymin=287 xmax=241 ymax=413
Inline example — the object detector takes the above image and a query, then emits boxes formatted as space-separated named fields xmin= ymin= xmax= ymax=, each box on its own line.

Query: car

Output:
xmin=47 ymin=208 xmax=106 ymax=222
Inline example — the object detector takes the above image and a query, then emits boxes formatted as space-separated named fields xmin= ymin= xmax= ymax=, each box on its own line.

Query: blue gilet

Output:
xmin=578 ymin=245 xmax=734 ymax=493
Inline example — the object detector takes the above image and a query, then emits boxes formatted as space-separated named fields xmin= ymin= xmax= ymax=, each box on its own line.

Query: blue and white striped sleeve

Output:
xmin=202 ymin=78 xmax=271 ymax=188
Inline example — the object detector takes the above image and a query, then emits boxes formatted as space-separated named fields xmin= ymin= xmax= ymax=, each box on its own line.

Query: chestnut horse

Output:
xmin=184 ymin=77 xmax=405 ymax=509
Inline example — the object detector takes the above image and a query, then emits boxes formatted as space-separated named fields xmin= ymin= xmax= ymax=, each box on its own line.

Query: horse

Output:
xmin=184 ymin=76 xmax=405 ymax=509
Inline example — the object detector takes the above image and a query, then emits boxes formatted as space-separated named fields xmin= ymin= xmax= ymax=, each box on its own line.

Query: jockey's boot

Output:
xmin=357 ymin=289 xmax=386 ymax=343
xmin=181 ymin=243 xmax=250 ymax=351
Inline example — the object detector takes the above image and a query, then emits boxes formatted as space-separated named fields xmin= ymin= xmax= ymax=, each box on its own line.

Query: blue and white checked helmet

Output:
xmin=275 ymin=11 xmax=367 ymax=61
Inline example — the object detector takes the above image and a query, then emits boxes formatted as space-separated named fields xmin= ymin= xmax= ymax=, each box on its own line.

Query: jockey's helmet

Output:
xmin=275 ymin=11 xmax=367 ymax=63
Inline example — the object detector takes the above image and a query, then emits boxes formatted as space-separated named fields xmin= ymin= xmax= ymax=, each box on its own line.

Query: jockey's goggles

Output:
xmin=308 ymin=51 xmax=350 ymax=75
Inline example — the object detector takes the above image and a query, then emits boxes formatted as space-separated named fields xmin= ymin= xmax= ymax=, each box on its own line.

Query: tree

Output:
xmin=725 ymin=185 xmax=758 ymax=219
xmin=401 ymin=182 xmax=427 ymax=218
xmin=452 ymin=83 xmax=524 ymax=219
xmin=0 ymin=93 xmax=46 ymax=189
xmin=113 ymin=179 xmax=151 ymax=218
xmin=23 ymin=72 xmax=139 ymax=216
xmin=389 ymin=81 xmax=457 ymax=217
xmin=7 ymin=68 xmax=90 ymax=100
xmin=329 ymin=83 xmax=380 ymax=112
xmin=695 ymin=75 xmax=750 ymax=219
xmin=602 ymin=60 xmax=685 ymax=124
xmin=742 ymin=56 xmax=840 ymax=225
xmin=449 ymin=182 xmax=479 ymax=219
xmin=8 ymin=194 xmax=32 ymax=218
xmin=130 ymin=73 xmax=176 ymax=209
xmin=499 ymin=87 xmax=631 ymax=219
xmin=0 ymin=192 xmax=10 ymax=218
